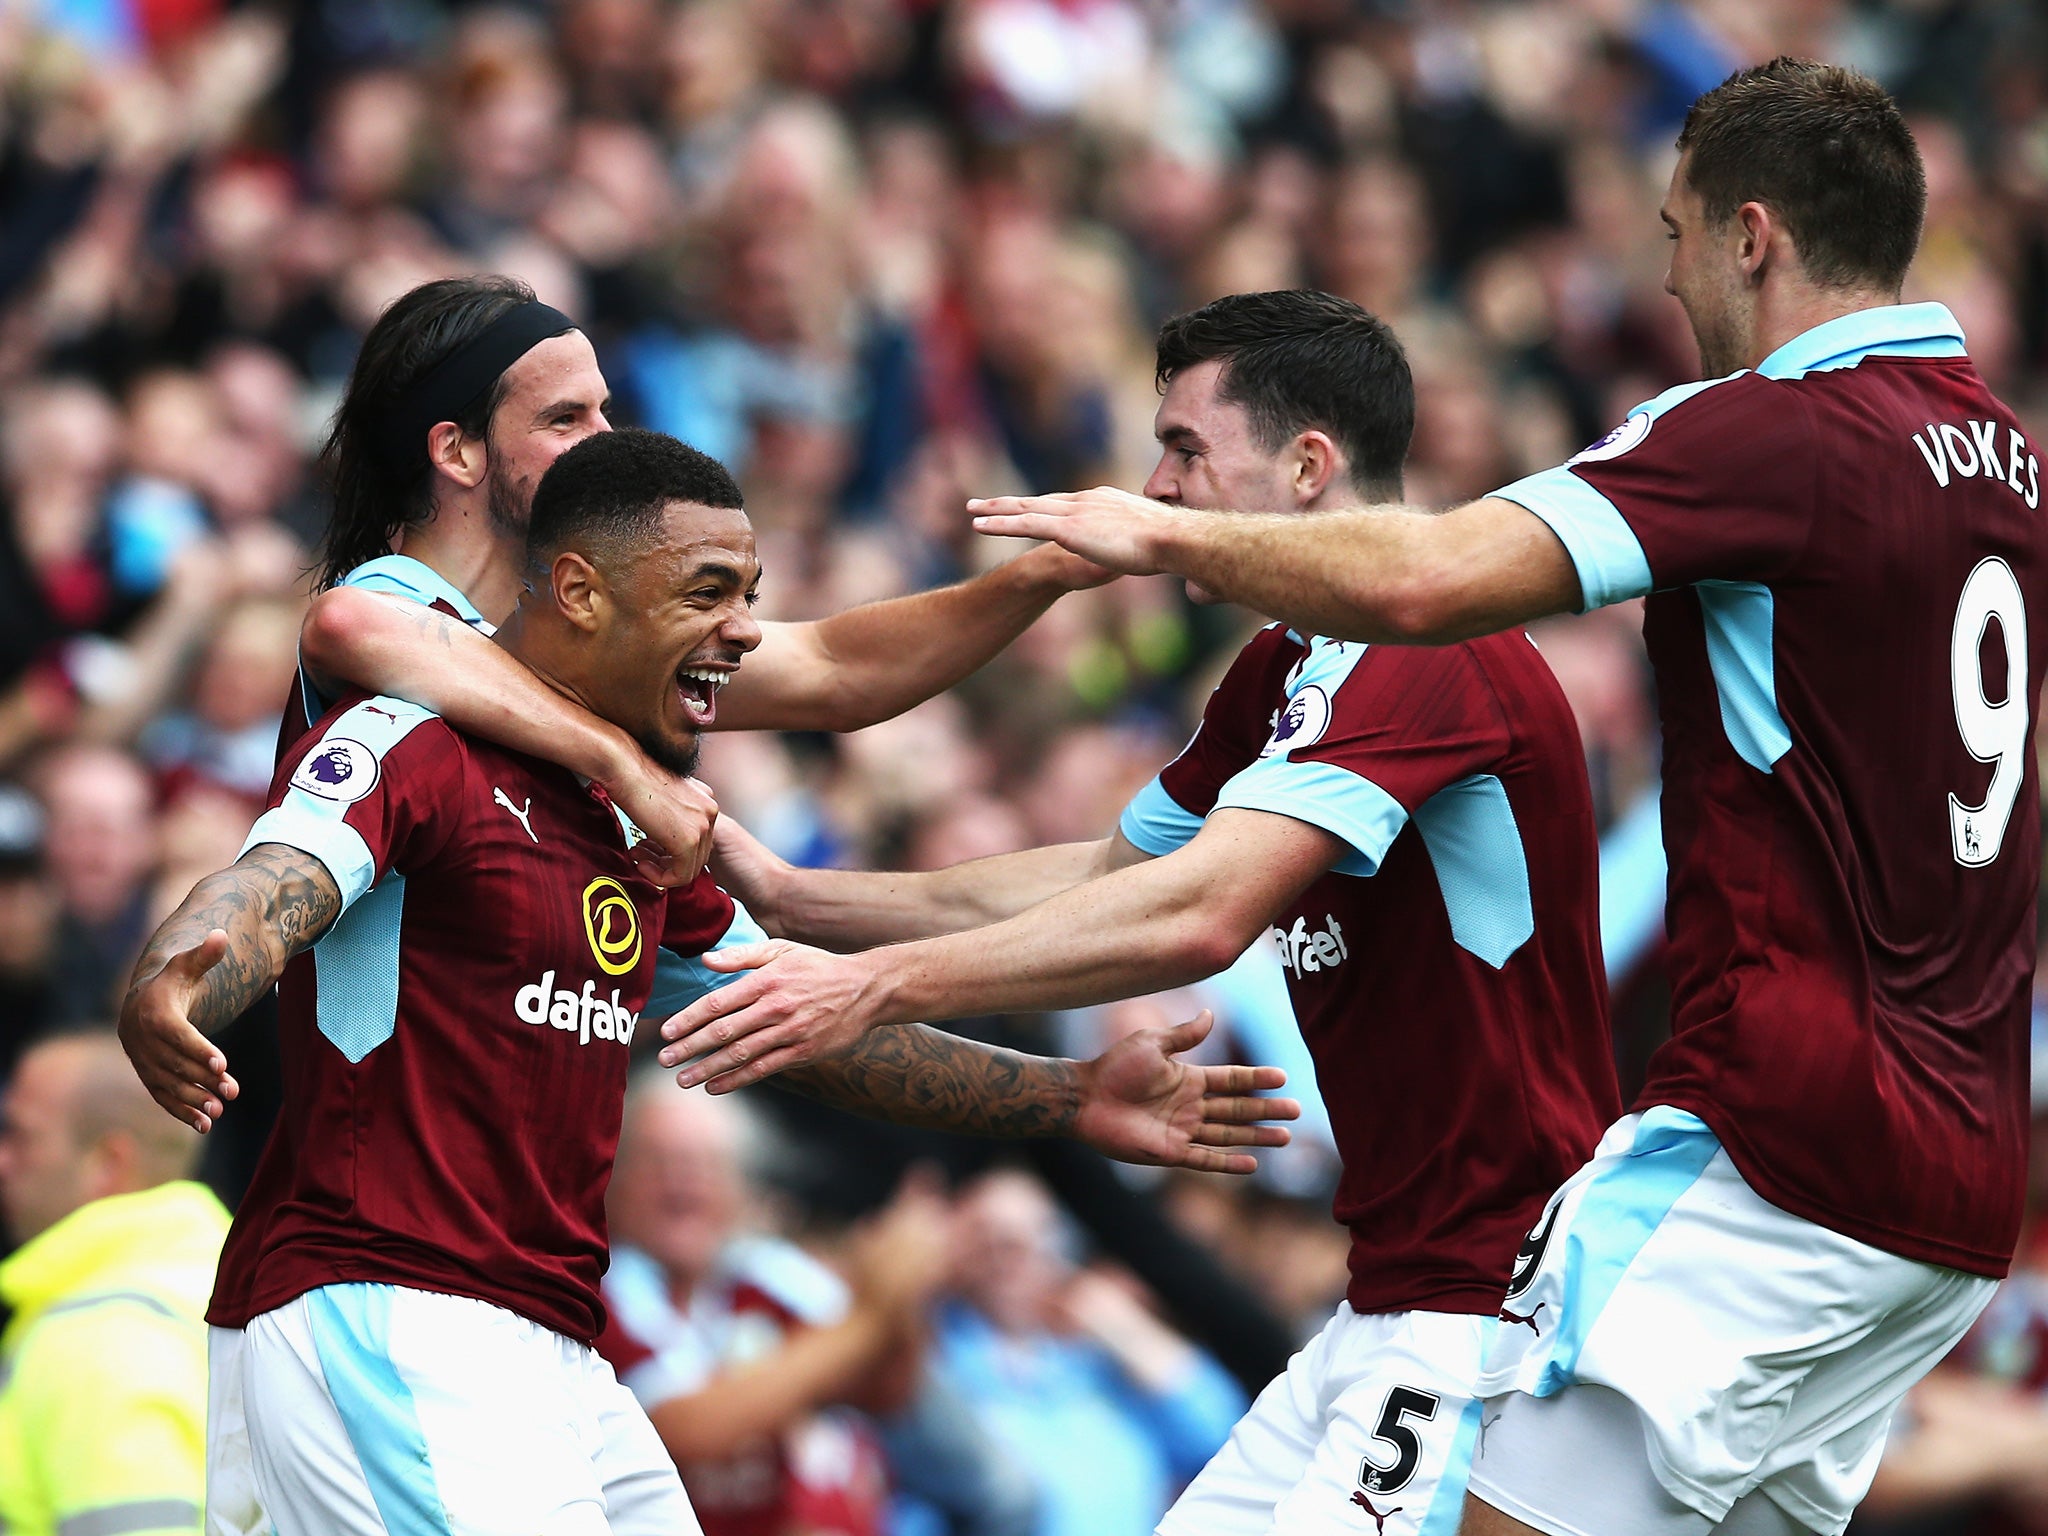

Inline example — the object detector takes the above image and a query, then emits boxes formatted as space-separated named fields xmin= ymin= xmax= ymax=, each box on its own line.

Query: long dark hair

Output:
xmin=315 ymin=275 xmax=536 ymax=589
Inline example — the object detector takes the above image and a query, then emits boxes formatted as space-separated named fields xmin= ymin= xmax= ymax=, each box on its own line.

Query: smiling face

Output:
xmin=574 ymin=500 xmax=763 ymax=774
xmin=481 ymin=330 xmax=614 ymax=532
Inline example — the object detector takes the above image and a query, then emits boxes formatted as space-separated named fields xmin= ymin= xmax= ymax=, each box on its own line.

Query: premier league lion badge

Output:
xmin=291 ymin=737 xmax=381 ymax=803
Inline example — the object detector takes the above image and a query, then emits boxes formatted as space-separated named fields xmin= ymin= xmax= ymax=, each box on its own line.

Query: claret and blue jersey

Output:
xmin=214 ymin=686 xmax=740 ymax=1346
xmin=1493 ymin=301 xmax=2047 ymax=1277
xmin=1121 ymin=622 xmax=1619 ymax=1318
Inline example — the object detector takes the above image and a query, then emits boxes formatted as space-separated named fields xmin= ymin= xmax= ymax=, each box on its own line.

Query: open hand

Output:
xmin=970 ymin=488 xmax=1182 ymax=577
xmin=1074 ymin=1010 xmax=1296 ymax=1175
xmin=117 ymin=930 xmax=239 ymax=1133
xmin=658 ymin=939 xmax=883 ymax=1091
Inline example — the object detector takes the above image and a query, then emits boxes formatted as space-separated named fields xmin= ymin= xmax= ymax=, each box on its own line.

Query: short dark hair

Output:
xmin=318 ymin=275 xmax=559 ymax=588
xmin=1154 ymin=291 xmax=1413 ymax=498
xmin=528 ymin=428 xmax=745 ymax=573
xmin=1676 ymin=58 xmax=1925 ymax=292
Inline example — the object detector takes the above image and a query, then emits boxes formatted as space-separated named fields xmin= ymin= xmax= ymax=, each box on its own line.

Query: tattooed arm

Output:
xmin=776 ymin=1010 xmax=1297 ymax=1176
xmin=300 ymin=586 xmax=715 ymax=881
xmin=118 ymin=843 xmax=342 ymax=1133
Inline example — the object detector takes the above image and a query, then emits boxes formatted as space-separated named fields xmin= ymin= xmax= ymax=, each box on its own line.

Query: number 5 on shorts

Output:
xmin=1359 ymin=1386 xmax=1442 ymax=1494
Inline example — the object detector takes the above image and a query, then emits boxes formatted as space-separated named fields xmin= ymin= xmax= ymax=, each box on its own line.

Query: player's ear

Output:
xmin=425 ymin=420 xmax=487 ymax=490
xmin=550 ymin=550 xmax=607 ymax=631
xmin=1733 ymin=200 xmax=1774 ymax=281
xmin=1292 ymin=430 xmax=1340 ymax=507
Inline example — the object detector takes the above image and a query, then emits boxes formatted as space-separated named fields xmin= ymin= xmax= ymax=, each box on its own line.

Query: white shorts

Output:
xmin=1158 ymin=1304 xmax=1495 ymax=1536
xmin=1467 ymin=1108 xmax=1998 ymax=1536
xmin=206 ymin=1283 xmax=699 ymax=1536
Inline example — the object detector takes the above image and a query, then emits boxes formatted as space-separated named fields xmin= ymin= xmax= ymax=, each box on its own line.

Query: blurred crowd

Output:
xmin=0 ymin=0 xmax=2045 ymax=1532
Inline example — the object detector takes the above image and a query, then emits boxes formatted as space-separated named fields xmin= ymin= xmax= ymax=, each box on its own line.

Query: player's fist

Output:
xmin=118 ymin=930 xmax=239 ymax=1133
xmin=1073 ymin=1010 xmax=1297 ymax=1175
xmin=611 ymin=763 xmax=718 ymax=886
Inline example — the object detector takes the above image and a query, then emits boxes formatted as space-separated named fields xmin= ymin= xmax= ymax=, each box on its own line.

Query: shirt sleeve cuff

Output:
xmin=1211 ymin=757 xmax=1408 ymax=876
xmin=1119 ymin=775 xmax=1206 ymax=856
xmin=239 ymin=806 xmax=377 ymax=911
xmin=1493 ymin=466 xmax=1653 ymax=610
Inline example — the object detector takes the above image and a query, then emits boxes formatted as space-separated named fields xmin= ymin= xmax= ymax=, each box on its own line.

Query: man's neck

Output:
xmin=397 ymin=504 xmax=525 ymax=624
xmin=1741 ymin=283 xmax=1900 ymax=373
xmin=490 ymin=602 xmax=606 ymax=721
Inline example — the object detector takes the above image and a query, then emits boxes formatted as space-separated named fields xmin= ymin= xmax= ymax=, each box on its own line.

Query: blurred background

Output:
xmin=0 ymin=0 xmax=2042 ymax=1531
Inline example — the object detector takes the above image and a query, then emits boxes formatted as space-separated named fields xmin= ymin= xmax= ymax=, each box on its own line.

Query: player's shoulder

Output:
xmin=339 ymin=554 xmax=491 ymax=629
xmin=1215 ymin=622 xmax=1308 ymax=697
xmin=284 ymin=694 xmax=465 ymax=802
xmin=1596 ymin=368 xmax=1815 ymax=462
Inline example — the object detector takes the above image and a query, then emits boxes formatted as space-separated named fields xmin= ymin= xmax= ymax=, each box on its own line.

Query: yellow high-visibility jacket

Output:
xmin=0 ymin=1180 xmax=230 ymax=1536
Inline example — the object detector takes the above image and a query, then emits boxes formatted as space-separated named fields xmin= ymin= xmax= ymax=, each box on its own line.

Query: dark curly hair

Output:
xmin=528 ymin=428 xmax=745 ymax=574
xmin=316 ymin=275 xmax=564 ymax=588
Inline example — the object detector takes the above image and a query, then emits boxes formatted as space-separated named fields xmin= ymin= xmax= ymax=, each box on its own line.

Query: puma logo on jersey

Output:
xmin=1499 ymin=1301 xmax=1547 ymax=1336
xmin=494 ymin=787 xmax=538 ymax=843
xmin=1912 ymin=419 xmax=2040 ymax=507
xmin=1350 ymin=1493 xmax=1401 ymax=1533
xmin=1275 ymin=914 xmax=1348 ymax=978
xmin=514 ymin=970 xmax=638 ymax=1046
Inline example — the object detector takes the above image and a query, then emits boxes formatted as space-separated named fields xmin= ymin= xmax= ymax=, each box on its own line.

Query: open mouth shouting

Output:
xmin=675 ymin=661 xmax=733 ymax=728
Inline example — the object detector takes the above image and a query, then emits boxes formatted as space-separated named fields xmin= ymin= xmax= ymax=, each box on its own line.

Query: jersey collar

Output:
xmin=1756 ymin=301 xmax=1966 ymax=380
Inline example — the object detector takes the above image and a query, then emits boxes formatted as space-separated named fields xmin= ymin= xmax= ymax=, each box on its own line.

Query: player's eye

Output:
xmin=744 ymin=589 xmax=761 ymax=608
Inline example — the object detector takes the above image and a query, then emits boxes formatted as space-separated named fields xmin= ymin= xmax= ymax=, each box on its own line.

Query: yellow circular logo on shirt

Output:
xmin=582 ymin=877 xmax=642 ymax=976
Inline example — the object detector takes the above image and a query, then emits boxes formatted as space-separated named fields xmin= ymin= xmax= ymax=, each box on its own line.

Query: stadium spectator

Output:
xmin=0 ymin=1030 xmax=231 ymax=1536
xmin=602 ymin=1075 xmax=986 ymax=1536
xmin=934 ymin=1169 xmax=1244 ymax=1536
xmin=31 ymin=744 xmax=159 ymax=1027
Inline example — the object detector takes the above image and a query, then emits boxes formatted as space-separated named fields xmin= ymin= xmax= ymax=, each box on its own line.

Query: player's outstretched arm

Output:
xmin=779 ymin=1009 xmax=1297 ymax=1176
xmin=118 ymin=843 xmax=342 ymax=1133
xmin=969 ymin=487 xmax=1582 ymax=644
xmin=300 ymin=587 xmax=716 ymax=880
xmin=715 ymin=816 xmax=1149 ymax=949
xmin=711 ymin=542 xmax=1113 ymax=733
xmin=661 ymin=808 xmax=1338 ymax=1090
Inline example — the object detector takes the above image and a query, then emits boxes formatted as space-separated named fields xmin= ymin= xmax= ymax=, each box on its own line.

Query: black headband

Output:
xmin=378 ymin=300 xmax=577 ymax=465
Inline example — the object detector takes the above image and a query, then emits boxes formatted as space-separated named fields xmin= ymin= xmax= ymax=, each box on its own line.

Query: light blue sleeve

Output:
xmin=1492 ymin=464 xmax=1654 ymax=611
xmin=1118 ymin=776 xmax=1205 ymax=856
xmin=646 ymin=900 xmax=772 ymax=1021
xmin=1210 ymin=757 xmax=1407 ymax=879
xmin=239 ymin=697 xmax=440 ymax=912
xmin=340 ymin=554 xmax=490 ymax=628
